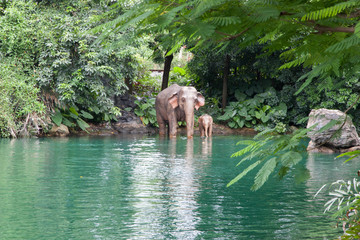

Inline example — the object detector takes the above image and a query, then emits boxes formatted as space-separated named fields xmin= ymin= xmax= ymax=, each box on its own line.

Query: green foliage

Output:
xmin=301 ymin=1 xmax=359 ymax=21
xmin=0 ymin=59 xmax=45 ymax=137
xmin=169 ymin=66 xmax=192 ymax=86
xmin=187 ymin=43 xmax=312 ymax=127
xmin=51 ymin=106 xmax=94 ymax=132
xmin=227 ymin=127 xmax=310 ymax=190
xmin=315 ymin=179 xmax=360 ymax=239
xmin=101 ymin=0 xmax=360 ymax=103
xmin=134 ymin=73 xmax=161 ymax=97
xmin=218 ymin=88 xmax=287 ymax=131
xmin=134 ymin=98 xmax=158 ymax=127
xmin=0 ymin=0 xmax=146 ymax=137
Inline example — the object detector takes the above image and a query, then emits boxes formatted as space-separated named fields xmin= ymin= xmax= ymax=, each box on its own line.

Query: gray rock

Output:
xmin=49 ymin=124 xmax=70 ymax=137
xmin=307 ymin=108 xmax=360 ymax=152
xmin=112 ymin=120 xmax=156 ymax=134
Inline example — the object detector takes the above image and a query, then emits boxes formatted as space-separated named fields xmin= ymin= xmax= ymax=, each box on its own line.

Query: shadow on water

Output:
xmin=0 ymin=136 xmax=354 ymax=239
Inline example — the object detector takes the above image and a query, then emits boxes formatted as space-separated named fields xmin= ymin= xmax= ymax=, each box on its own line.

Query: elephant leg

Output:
xmin=208 ymin=122 xmax=213 ymax=137
xmin=157 ymin=115 xmax=166 ymax=136
xmin=199 ymin=120 xmax=205 ymax=137
xmin=168 ymin=113 xmax=177 ymax=138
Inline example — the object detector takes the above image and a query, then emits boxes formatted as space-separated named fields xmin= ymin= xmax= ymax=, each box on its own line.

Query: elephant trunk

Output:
xmin=185 ymin=107 xmax=195 ymax=139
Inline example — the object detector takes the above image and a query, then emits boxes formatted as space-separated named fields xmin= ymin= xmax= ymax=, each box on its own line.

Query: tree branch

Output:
xmin=314 ymin=25 xmax=355 ymax=34
xmin=218 ymin=28 xmax=250 ymax=42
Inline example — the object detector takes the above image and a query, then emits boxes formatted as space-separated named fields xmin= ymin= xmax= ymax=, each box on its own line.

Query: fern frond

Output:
xmin=301 ymin=1 xmax=360 ymax=21
xmin=192 ymin=0 xmax=229 ymax=18
xmin=279 ymin=55 xmax=309 ymax=70
xmin=326 ymin=35 xmax=360 ymax=53
xmin=93 ymin=4 xmax=159 ymax=44
xmin=355 ymin=21 xmax=360 ymax=38
xmin=251 ymin=157 xmax=277 ymax=191
xmin=280 ymin=151 xmax=302 ymax=167
xmin=295 ymin=67 xmax=324 ymax=95
xmin=227 ymin=160 xmax=261 ymax=187
xmin=155 ymin=3 xmax=189 ymax=30
xmin=252 ymin=6 xmax=280 ymax=23
xmin=206 ymin=16 xmax=241 ymax=26
xmin=251 ymin=0 xmax=280 ymax=6
xmin=258 ymin=29 xmax=279 ymax=44
xmin=166 ymin=37 xmax=186 ymax=56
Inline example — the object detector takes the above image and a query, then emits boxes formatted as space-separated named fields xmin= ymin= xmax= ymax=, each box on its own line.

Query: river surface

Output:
xmin=0 ymin=135 xmax=356 ymax=239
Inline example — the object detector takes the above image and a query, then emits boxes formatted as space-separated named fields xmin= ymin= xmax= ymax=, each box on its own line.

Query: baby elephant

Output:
xmin=198 ymin=114 xmax=213 ymax=137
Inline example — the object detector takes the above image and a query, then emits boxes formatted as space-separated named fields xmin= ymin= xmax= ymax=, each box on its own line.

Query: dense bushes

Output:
xmin=0 ymin=0 xmax=146 ymax=137
xmin=187 ymin=43 xmax=360 ymax=129
xmin=0 ymin=60 xmax=45 ymax=137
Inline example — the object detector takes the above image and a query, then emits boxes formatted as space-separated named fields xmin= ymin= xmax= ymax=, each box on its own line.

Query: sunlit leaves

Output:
xmin=228 ymin=128 xmax=309 ymax=190
xmin=301 ymin=1 xmax=359 ymax=21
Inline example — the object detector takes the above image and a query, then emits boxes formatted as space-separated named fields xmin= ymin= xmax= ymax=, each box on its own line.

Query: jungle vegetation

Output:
xmin=1 ymin=0 xmax=360 ymax=238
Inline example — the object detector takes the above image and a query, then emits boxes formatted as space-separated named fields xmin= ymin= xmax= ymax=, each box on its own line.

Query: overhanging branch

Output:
xmin=314 ymin=25 xmax=355 ymax=33
xmin=218 ymin=28 xmax=250 ymax=42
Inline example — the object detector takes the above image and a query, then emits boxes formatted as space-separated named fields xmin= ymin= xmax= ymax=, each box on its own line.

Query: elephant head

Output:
xmin=168 ymin=86 xmax=205 ymax=138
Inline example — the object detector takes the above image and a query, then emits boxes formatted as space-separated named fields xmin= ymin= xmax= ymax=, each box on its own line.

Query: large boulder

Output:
xmin=307 ymin=108 xmax=360 ymax=152
xmin=49 ymin=124 xmax=70 ymax=137
xmin=112 ymin=111 xmax=156 ymax=134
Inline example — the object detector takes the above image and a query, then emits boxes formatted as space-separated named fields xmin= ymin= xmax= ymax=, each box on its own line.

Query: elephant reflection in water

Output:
xmin=200 ymin=137 xmax=212 ymax=158
xmin=167 ymin=139 xmax=207 ymax=238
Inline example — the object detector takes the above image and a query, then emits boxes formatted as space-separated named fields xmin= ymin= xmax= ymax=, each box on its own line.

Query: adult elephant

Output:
xmin=155 ymin=84 xmax=205 ymax=138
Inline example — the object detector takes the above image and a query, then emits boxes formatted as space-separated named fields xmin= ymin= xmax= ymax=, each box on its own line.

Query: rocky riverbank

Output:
xmin=57 ymin=120 xmax=256 ymax=137
xmin=46 ymin=92 xmax=257 ymax=137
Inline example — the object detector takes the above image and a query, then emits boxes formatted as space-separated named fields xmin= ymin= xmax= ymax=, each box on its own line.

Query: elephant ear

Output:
xmin=195 ymin=93 xmax=205 ymax=110
xmin=168 ymin=92 xmax=179 ymax=109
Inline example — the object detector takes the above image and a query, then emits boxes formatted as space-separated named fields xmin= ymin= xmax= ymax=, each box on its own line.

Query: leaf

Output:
xmin=280 ymin=151 xmax=302 ymax=167
xmin=251 ymin=157 xmax=277 ymax=191
xmin=295 ymin=72 xmax=316 ymax=95
xmin=62 ymin=117 xmax=73 ymax=127
xmin=228 ymin=121 xmax=236 ymax=128
xmin=336 ymin=150 xmax=360 ymax=163
xmin=301 ymin=1 xmax=359 ymax=21
xmin=76 ymin=118 xmax=90 ymax=131
xmin=69 ymin=107 xmax=79 ymax=116
xmin=315 ymin=119 xmax=342 ymax=134
xmin=255 ymin=111 xmax=262 ymax=119
xmin=69 ymin=112 xmax=78 ymax=119
xmin=261 ymin=115 xmax=270 ymax=123
xmin=355 ymin=22 xmax=360 ymax=38
xmin=227 ymin=160 xmax=261 ymax=187
xmin=104 ymin=113 xmax=110 ymax=121
xmin=325 ymin=35 xmax=360 ymax=53
xmin=253 ymin=7 xmax=280 ymax=23
xmin=235 ymin=90 xmax=247 ymax=101
xmin=51 ymin=110 xmax=63 ymax=127
xmin=90 ymin=106 xmax=100 ymax=114
xmin=80 ymin=110 xmax=94 ymax=119
xmin=173 ymin=66 xmax=186 ymax=75
xmin=142 ymin=117 xmax=149 ymax=125
xmin=324 ymin=198 xmax=337 ymax=212
xmin=314 ymin=184 xmax=328 ymax=198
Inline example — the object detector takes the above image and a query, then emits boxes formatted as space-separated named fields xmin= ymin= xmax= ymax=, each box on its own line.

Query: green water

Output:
xmin=0 ymin=135 xmax=355 ymax=239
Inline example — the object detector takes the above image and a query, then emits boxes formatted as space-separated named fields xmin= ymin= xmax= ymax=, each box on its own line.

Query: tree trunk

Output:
xmin=124 ymin=77 xmax=133 ymax=94
xmin=222 ymin=54 xmax=230 ymax=112
xmin=161 ymin=53 xmax=174 ymax=91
